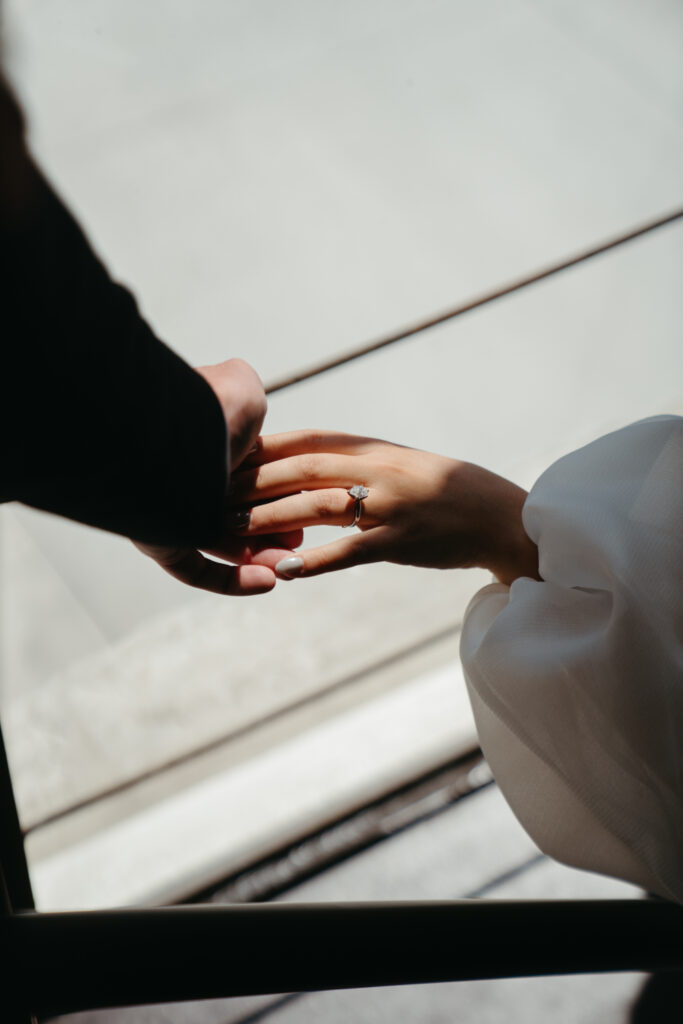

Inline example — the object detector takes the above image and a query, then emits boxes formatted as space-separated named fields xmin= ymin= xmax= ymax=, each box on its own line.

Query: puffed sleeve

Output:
xmin=460 ymin=416 xmax=683 ymax=903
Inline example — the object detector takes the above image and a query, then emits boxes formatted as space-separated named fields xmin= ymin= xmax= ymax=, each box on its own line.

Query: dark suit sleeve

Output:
xmin=0 ymin=76 xmax=228 ymax=548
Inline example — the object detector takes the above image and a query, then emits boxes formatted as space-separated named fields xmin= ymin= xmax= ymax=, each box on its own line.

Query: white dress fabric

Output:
xmin=460 ymin=416 xmax=683 ymax=904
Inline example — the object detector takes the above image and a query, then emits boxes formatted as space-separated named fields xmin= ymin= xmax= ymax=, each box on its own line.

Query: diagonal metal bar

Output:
xmin=4 ymin=900 xmax=682 ymax=1016
xmin=265 ymin=208 xmax=683 ymax=394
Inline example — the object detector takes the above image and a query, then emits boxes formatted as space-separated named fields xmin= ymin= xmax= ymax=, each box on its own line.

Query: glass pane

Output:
xmin=2 ymin=0 xmax=681 ymax=909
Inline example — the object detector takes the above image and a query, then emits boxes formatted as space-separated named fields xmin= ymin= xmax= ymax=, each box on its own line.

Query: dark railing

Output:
xmin=4 ymin=899 xmax=683 ymax=1018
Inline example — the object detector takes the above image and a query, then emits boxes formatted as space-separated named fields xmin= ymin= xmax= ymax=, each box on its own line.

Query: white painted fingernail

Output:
xmin=275 ymin=556 xmax=304 ymax=580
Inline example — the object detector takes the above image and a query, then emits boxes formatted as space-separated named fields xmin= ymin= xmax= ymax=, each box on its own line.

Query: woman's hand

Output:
xmin=229 ymin=430 xmax=540 ymax=586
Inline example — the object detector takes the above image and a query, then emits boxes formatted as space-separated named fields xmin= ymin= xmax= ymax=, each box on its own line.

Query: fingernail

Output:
xmin=275 ymin=556 xmax=304 ymax=580
xmin=226 ymin=509 xmax=251 ymax=530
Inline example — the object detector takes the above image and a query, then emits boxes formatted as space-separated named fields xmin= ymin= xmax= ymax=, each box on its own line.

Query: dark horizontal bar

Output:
xmin=4 ymin=899 xmax=682 ymax=1016
xmin=264 ymin=207 xmax=683 ymax=394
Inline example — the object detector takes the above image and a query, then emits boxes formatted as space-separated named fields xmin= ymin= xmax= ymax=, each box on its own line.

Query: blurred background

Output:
xmin=1 ymin=1 xmax=681 ymax=1020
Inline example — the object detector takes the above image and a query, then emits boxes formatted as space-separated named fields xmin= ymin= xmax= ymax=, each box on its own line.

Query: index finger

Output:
xmin=242 ymin=430 xmax=387 ymax=468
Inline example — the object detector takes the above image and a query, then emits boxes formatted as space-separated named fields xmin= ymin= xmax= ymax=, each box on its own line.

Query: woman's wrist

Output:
xmin=484 ymin=485 xmax=540 ymax=586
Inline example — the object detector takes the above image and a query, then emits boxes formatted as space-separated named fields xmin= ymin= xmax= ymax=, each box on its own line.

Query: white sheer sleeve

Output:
xmin=460 ymin=416 xmax=683 ymax=903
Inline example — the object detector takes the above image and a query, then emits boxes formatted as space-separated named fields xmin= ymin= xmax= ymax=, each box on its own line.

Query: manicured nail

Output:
xmin=226 ymin=509 xmax=251 ymax=530
xmin=275 ymin=556 xmax=304 ymax=580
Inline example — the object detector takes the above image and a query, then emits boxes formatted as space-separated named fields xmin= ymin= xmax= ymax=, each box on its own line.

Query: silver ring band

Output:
xmin=345 ymin=485 xmax=369 ymax=528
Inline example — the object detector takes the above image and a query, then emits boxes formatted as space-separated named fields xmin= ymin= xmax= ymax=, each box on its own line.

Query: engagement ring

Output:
xmin=345 ymin=485 xmax=369 ymax=528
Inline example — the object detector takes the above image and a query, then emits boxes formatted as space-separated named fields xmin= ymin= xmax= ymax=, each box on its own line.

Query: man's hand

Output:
xmin=196 ymin=357 xmax=268 ymax=473
xmin=134 ymin=530 xmax=304 ymax=596
xmin=135 ymin=358 xmax=301 ymax=595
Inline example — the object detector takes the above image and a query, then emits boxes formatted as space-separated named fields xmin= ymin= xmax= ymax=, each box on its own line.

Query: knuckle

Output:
xmin=226 ymin=357 xmax=251 ymax=376
xmin=255 ymin=504 xmax=278 ymax=530
xmin=157 ymin=546 xmax=190 ymax=568
xmin=315 ymin=546 xmax=338 ymax=570
xmin=308 ymin=430 xmax=330 ymax=451
xmin=312 ymin=491 xmax=336 ymax=517
xmin=298 ymin=453 xmax=320 ymax=481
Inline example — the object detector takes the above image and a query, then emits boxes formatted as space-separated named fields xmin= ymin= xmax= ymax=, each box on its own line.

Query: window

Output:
xmin=2 ymin=0 xmax=681 ymax=915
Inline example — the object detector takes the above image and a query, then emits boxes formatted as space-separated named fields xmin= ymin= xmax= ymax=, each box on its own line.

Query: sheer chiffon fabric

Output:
xmin=461 ymin=417 xmax=683 ymax=903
